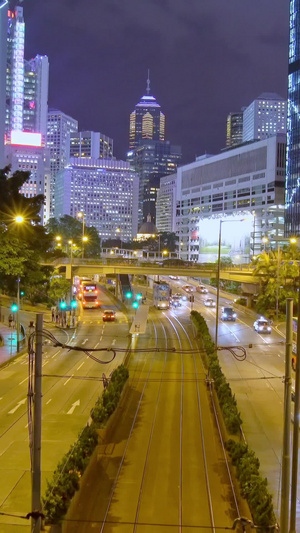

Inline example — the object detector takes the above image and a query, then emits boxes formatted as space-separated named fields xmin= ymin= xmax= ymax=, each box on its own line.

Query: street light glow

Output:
xmin=15 ymin=215 xmax=24 ymax=223
xmin=82 ymin=236 xmax=88 ymax=242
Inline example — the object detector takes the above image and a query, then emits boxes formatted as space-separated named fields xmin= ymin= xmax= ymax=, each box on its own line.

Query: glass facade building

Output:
xmin=286 ymin=0 xmax=300 ymax=235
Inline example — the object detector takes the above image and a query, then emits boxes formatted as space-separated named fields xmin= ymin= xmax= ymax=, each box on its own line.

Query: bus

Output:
xmin=81 ymin=282 xmax=100 ymax=309
xmin=153 ymin=282 xmax=171 ymax=310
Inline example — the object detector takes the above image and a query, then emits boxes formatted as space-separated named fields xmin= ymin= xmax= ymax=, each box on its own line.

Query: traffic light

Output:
xmin=132 ymin=301 xmax=139 ymax=309
xmin=136 ymin=293 xmax=142 ymax=300
xmin=126 ymin=291 xmax=132 ymax=299
xmin=71 ymin=300 xmax=77 ymax=309
xmin=11 ymin=303 xmax=18 ymax=312
xmin=20 ymin=290 xmax=25 ymax=297
xmin=59 ymin=301 xmax=67 ymax=310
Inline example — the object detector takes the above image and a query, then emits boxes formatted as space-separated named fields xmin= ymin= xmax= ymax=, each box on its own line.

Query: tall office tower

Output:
xmin=55 ymin=158 xmax=138 ymax=240
xmin=23 ymin=55 xmax=49 ymax=138
xmin=0 ymin=0 xmax=8 ymax=167
xmin=127 ymin=140 xmax=182 ymax=225
xmin=129 ymin=73 xmax=165 ymax=150
xmin=286 ymin=0 xmax=300 ymax=235
xmin=5 ymin=4 xmax=25 ymax=134
xmin=226 ymin=111 xmax=244 ymax=148
xmin=47 ymin=109 xmax=78 ymax=216
xmin=156 ymin=173 xmax=177 ymax=233
xmin=5 ymin=131 xmax=51 ymax=224
xmin=243 ymin=93 xmax=287 ymax=142
xmin=68 ymin=131 xmax=113 ymax=160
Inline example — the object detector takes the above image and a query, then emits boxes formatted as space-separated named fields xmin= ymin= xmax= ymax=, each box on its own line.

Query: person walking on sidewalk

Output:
xmin=8 ymin=314 xmax=13 ymax=328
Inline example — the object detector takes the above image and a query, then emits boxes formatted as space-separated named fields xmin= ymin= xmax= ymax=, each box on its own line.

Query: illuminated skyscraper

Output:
xmin=68 ymin=131 xmax=113 ymax=160
xmin=0 ymin=0 xmax=8 ymax=166
xmin=129 ymin=72 xmax=165 ymax=150
xmin=5 ymin=4 xmax=25 ymax=133
xmin=286 ymin=0 xmax=300 ymax=235
xmin=226 ymin=111 xmax=243 ymax=148
xmin=23 ymin=55 xmax=49 ymax=138
xmin=243 ymin=93 xmax=286 ymax=143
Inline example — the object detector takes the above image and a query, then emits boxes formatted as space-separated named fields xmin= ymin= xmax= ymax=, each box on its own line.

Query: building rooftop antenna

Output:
xmin=146 ymin=69 xmax=150 ymax=95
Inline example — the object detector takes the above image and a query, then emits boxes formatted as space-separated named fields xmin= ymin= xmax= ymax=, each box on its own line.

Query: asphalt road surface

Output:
xmin=0 ymin=287 xmax=129 ymax=532
xmin=64 ymin=306 xmax=245 ymax=532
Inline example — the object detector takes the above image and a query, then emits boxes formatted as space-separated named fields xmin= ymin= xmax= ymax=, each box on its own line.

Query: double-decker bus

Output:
xmin=153 ymin=282 xmax=171 ymax=310
xmin=81 ymin=282 xmax=100 ymax=309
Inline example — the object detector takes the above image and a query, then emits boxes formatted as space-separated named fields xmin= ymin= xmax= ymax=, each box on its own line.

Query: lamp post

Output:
xmin=215 ymin=218 xmax=246 ymax=348
xmin=16 ymin=278 xmax=20 ymax=352
xmin=77 ymin=212 xmax=86 ymax=258
xmin=116 ymin=227 xmax=122 ymax=254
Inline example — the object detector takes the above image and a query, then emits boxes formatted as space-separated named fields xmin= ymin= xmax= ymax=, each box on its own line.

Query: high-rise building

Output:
xmin=5 ymin=4 xmax=25 ymax=134
xmin=0 ymin=0 xmax=8 ymax=167
xmin=127 ymin=140 xmax=182 ymax=225
xmin=5 ymin=130 xmax=51 ymax=224
xmin=54 ymin=158 xmax=138 ymax=240
xmin=68 ymin=131 xmax=113 ymax=160
xmin=226 ymin=111 xmax=244 ymax=148
xmin=156 ymin=173 xmax=177 ymax=233
xmin=174 ymin=135 xmax=286 ymax=262
xmin=286 ymin=1 xmax=300 ymax=235
xmin=23 ymin=55 xmax=49 ymax=138
xmin=47 ymin=109 xmax=78 ymax=216
xmin=129 ymin=73 xmax=165 ymax=150
xmin=243 ymin=93 xmax=287 ymax=143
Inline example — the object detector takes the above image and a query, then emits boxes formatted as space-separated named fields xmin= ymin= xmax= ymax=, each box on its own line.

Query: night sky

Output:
xmin=24 ymin=0 xmax=288 ymax=163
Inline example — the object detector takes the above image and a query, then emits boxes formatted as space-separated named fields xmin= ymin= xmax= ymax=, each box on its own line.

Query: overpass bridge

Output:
xmin=43 ymin=258 xmax=259 ymax=285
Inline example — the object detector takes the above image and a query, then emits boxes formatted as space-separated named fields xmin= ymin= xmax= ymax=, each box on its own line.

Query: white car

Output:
xmin=169 ymin=275 xmax=179 ymax=280
xmin=253 ymin=318 xmax=271 ymax=334
xmin=204 ymin=298 xmax=216 ymax=308
xmin=196 ymin=285 xmax=208 ymax=294
xmin=174 ymin=292 xmax=187 ymax=301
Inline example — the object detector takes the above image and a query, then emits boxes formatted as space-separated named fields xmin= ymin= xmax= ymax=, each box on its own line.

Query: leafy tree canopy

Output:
xmin=47 ymin=215 xmax=101 ymax=257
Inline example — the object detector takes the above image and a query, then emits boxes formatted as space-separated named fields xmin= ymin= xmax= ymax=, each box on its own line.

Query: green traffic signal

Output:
xmin=71 ymin=300 xmax=77 ymax=309
xmin=136 ymin=293 xmax=142 ymax=300
xmin=132 ymin=301 xmax=139 ymax=309
xmin=126 ymin=292 xmax=132 ymax=299
xmin=60 ymin=301 xmax=67 ymax=310
xmin=11 ymin=303 xmax=18 ymax=312
xmin=20 ymin=291 xmax=25 ymax=297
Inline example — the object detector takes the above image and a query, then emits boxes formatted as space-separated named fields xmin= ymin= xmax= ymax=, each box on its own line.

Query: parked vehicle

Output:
xmin=221 ymin=307 xmax=237 ymax=321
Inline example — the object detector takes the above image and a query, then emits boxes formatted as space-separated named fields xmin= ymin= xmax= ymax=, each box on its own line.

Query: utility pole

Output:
xmin=280 ymin=298 xmax=292 ymax=533
xmin=290 ymin=286 xmax=300 ymax=533
xmin=31 ymin=313 xmax=43 ymax=533
xmin=16 ymin=278 xmax=20 ymax=352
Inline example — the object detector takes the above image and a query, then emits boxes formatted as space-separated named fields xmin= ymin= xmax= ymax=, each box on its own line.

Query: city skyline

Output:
xmin=23 ymin=0 xmax=288 ymax=163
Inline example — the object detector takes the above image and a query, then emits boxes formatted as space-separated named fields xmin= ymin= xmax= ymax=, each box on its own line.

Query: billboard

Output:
xmin=10 ymin=130 xmax=42 ymax=147
xmin=197 ymin=213 xmax=254 ymax=263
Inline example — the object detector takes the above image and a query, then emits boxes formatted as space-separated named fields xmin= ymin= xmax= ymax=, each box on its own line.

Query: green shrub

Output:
xmin=225 ymin=440 xmax=276 ymax=529
xmin=43 ymin=364 xmax=129 ymax=524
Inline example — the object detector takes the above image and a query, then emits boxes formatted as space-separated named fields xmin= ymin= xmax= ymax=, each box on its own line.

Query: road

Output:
xmin=64 ymin=307 xmax=242 ymax=532
xmin=0 ymin=288 xmax=129 ymax=532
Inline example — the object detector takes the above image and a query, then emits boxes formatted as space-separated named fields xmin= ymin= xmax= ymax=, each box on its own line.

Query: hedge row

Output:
xmin=225 ymin=440 xmax=277 ymax=529
xmin=43 ymin=364 xmax=129 ymax=524
xmin=191 ymin=310 xmax=242 ymax=434
xmin=191 ymin=310 xmax=276 ymax=530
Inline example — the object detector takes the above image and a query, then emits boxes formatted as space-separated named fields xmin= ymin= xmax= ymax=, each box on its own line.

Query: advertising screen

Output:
xmin=197 ymin=213 xmax=254 ymax=263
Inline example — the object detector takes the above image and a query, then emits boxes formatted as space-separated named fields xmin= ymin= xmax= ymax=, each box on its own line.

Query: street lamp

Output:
xmin=77 ymin=212 xmax=86 ymax=258
xmin=116 ymin=227 xmax=122 ymax=252
xmin=215 ymin=218 xmax=247 ymax=348
xmin=262 ymin=236 xmax=269 ymax=251
xmin=15 ymin=215 xmax=24 ymax=224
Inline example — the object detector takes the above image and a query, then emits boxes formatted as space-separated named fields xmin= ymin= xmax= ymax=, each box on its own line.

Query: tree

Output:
xmin=48 ymin=275 xmax=71 ymax=304
xmin=47 ymin=215 xmax=101 ymax=257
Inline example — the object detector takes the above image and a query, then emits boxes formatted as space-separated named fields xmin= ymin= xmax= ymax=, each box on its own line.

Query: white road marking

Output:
xmin=8 ymin=398 xmax=26 ymax=414
xmin=51 ymin=350 xmax=60 ymax=359
xmin=82 ymin=338 xmax=88 ymax=345
xmin=94 ymin=342 xmax=99 ymax=348
xmin=77 ymin=362 xmax=84 ymax=370
xmin=111 ymin=339 xmax=116 ymax=346
xmin=100 ymin=336 xmax=102 ymax=342
xmin=67 ymin=399 xmax=80 ymax=415
xmin=46 ymin=399 xmax=52 ymax=405
xmin=64 ymin=374 xmax=74 ymax=386
xmin=19 ymin=376 xmax=29 ymax=385
xmin=42 ymin=360 xmax=49 ymax=367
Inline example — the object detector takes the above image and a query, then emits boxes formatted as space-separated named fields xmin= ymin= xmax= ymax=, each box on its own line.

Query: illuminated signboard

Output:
xmin=197 ymin=212 xmax=254 ymax=263
xmin=11 ymin=130 xmax=42 ymax=147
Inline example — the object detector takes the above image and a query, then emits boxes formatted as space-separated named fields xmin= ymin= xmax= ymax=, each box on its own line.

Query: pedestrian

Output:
xmin=8 ymin=313 xmax=13 ymax=328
